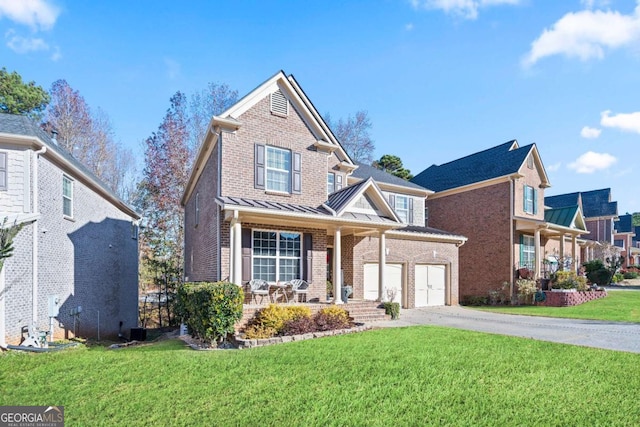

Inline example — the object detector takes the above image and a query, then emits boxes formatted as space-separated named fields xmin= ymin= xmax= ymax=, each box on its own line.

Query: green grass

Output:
xmin=473 ymin=290 xmax=640 ymax=323
xmin=2 ymin=327 xmax=640 ymax=426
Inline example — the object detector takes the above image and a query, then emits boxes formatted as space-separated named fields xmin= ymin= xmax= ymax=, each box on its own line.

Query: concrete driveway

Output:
xmin=370 ymin=304 xmax=640 ymax=353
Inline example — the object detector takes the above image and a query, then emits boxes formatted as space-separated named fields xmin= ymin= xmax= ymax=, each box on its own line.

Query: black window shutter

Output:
xmin=303 ymin=233 xmax=313 ymax=282
xmin=292 ymin=151 xmax=301 ymax=194
xmin=242 ymin=228 xmax=252 ymax=282
xmin=255 ymin=144 xmax=265 ymax=189
xmin=336 ymin=174 xmax=343 ymax=190
xmin=408 ymin=197 xmax=414 ymax=224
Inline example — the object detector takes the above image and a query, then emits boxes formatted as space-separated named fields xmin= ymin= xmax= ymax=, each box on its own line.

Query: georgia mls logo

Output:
xmin=0 ymin=405 xmax=64 ymax=427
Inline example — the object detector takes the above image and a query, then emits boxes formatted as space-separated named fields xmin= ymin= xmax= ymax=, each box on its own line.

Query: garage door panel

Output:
xmin=415 ymin=264 xmax=446 ymax=307
xmin=363 ymin=263 xmax=402 ymax=304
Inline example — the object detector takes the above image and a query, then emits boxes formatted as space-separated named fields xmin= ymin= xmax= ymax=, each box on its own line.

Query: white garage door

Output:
xmin=363 ymin=263 xmax=403 ymax=304
xmin=415 ymin=264 xmax=446 ymax=307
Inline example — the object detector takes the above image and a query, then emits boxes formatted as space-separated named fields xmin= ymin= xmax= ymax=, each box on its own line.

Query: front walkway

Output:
xmin=369 ymin=305 xmax=640 ymax=353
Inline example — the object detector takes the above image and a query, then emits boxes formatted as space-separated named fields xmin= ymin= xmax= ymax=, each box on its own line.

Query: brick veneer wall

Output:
xmin=540 ymin=290 xmax=607 ymax=307
xmin=4 ymin=154 xmax=138 ymax=344
xmin=428 ymin=182 xmax=511 ymax=298
xmin=184 ymin=143 xmax=220 ymax=282
xmin=219 ymin=95 xmax=335 ymax=208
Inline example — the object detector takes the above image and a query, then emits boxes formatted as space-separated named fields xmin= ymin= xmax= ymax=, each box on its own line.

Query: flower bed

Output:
xmin=234 ymin=324 xmax=371 ymax=349
xmin=540 ymin=290 xmax=607 ymax=307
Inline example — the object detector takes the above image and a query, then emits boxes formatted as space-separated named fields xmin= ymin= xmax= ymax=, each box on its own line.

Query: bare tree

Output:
xmin=189 ymin=82 xmax=238 ymax=161
xmin=325 ymin=110 xmax=375 ymax=163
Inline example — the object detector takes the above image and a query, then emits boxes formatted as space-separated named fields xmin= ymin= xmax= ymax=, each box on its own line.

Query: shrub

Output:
xmin=623 ymin=271 xmax=639 ymax=279
xmin=281 ymin=316 xmax=317 ymax=336
xmin=613 ymin=272 xmax=623 ymax=283
xmin=552 ymin=271 xmax=579 ymax=289
xmin=382 ymin=302 xmax=400 ymax=319
xmin=576 ymin=276 xmax=589 ymax=291
xmin=243 ymin=304 xmax=312 ymax=339
xmin=314 ymin=306 xmax=352 ymax=330
xmin=176 ymin=281 xmax=244 ymax=345
xmin=460 ymin=295 xmax=488 ymax=306
xmin=583 ymin=259 xmax=615 ymax=286
xmin=516 ymin=279 xmax=537 ymax=305
xmin=488 ymin=282 xmax=510 ymax=305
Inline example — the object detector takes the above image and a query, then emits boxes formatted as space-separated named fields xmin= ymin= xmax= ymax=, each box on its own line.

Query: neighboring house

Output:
xmin=411 ymin=140 xmax=587 ymax=299
xmin=182 ymin=71 xmax=466 ymax=309
xmin=0 ymin=113 xmax=139 ymax=346
xmin=614 ymin=214 xmax=636 ymax=269
xmin=632 ymin=226 xmax=640 ymax=266
xmin=545 ymin=188 xmax=620 ymax=264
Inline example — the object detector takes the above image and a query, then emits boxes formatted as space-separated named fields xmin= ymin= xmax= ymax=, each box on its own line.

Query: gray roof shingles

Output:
xmin=546 ymin=188 xmax=617 ymax=218
xmin=410 ymin=140 xmax=532 ymax=192
xmin=352 ymin=162 xmax=426 ymax=191
xmin=615 ymin=214 xmax=633 ymax=233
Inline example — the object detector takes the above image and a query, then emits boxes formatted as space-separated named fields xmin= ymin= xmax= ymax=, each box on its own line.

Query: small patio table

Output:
xmin=269 ymin=283 xmax=290 ymax=303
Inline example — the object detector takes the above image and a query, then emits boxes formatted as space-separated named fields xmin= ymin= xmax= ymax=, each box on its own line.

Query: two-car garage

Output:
xmin=363 ymin=263 xmax=447 ymax=308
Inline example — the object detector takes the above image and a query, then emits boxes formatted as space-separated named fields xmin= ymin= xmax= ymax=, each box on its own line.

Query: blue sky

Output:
xmin=2 ymin=0 xmax=639 ymax=213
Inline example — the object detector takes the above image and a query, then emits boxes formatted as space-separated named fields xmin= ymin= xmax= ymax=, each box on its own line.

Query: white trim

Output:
xmin=251 ymin=228 xmax=302 ymax=283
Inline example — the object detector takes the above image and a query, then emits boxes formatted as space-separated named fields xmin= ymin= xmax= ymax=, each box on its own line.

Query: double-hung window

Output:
xmin=395 ymin=195 xmax=409 ymax=223
xmin=524 ymin=185 xmax=537 ymax=214
xmin=520 ymin=235 xmax=535 ymax=270
xmin=253 ymin=230 xmax=301 ymax=282
xmin=327 ymin=172 xmax=335 ymax=195
xmin=0 ymin=151 xmax=7 ymax=191
xmin=266 ymin=147 xmax=291 ymax=193
xmin=63 ymin=175 xmax=73 ymax=217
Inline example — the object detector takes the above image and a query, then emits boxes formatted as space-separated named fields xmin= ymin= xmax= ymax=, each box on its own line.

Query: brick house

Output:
xmin=545 ymin=188 xmax=621 ymax=266
xmin=182 ymin=71 xmax=466 ymax=308
xmin=0 ymin=113 xmax=140 ymax=346
xmin=411 ymin=140 xmax=587 ymax=299
xmin=614 ymin=214 xmax=636 ymax=269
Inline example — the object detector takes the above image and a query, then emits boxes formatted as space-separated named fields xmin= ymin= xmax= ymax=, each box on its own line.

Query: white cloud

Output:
xmin=405 ymin=23 xmax=414 ymax=31
xmin=580 ymin=126 xmax=601 ymax=139
xmin=522 ymin=4 xmax=640 ymax=67
xmin=600 ymin=110 xmax=640 ymax=134
xmin=0 ymin=0 xmax=60 ymax=31
xmin=410 ymin=0 xmax=520 ymax=20
xmin=546 ymin=162 xmax=561 ymax=172
xmin=6 ymin=32 xmax=49 ymax=53
xmin=581 ymin=0 xmax=611 ymax=9
xmin=568 ymin=151 xmax=617 ymax=173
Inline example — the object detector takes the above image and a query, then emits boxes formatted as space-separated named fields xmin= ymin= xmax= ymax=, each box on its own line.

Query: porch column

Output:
xmin=571 ymin=235 xmax=577 ymax=272
xmin=229 ymin=221 xmax=235 ymax=283
xmin=534 ymin=228 xmax=541 ymax=279
xmin=333 ymin=228 xmax=343 ymax=304
xmin=232 ymin=217 xmax=242 ymax=286
xmin=559 ymin=235 xmax=565 ymax=270
xmin=379 ymin=231 xmax=386 ymax=301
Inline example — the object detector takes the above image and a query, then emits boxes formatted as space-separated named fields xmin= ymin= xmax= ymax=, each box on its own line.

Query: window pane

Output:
xmin=253 ymin=231 xmax=277 ymax=256
xmin=266 ymin=147 xmax=291 ymax=192
xmin=522 ymin=235 xmax=535 ymax=269
xmin=327 ymin=173 xmax=335 ymax=195
xmin=395 ymin=196 xmax=409 ymax=223
xmin=253 ymin=258 xmax=276 ymax=282
xmin=279 ymin=232 xmax=300 ymax=257
xmin=63 ymin=177 xmax=72 ymax=197
xmin=63 ymin=198 xmax=72 ymax=217
xmin=279 ymin=258 xmax=300 ymax=282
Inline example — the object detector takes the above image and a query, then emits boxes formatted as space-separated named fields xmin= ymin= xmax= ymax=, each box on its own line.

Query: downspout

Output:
xmin=509 ymin=176 xmax=515 ymax=302
xmin=216 ymin=128 xmax=222 ymax=281
xmin=32 ymin=146 xmax=47 ymax=327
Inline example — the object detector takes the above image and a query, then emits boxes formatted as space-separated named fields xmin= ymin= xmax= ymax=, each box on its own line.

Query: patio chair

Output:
xmin=289 ymin=279 xmax=310 ymax=303
xmin=249 ymin=279 xmax=271 ymax=304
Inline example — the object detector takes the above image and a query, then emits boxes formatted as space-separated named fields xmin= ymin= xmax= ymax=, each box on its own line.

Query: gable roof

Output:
xmin=0 ymin=113 xmax=139 ymax=219
xmin=545 ymin=192 xmax=580 ymax=210
xmin=182 ymin=70 xmax=356 ymax=205
xmin=324 ymin=177 xmax=400 ymax=222
xmin=351 ymin=162 xmax=428 ymax=192
xmin=615 ymin=214 xmax=634 ymax=233
xmin=581 ymin=188 xmax=617 ymax=218
xmin=544 ymin=206 xmax=586 ymax=231
xmin=410 ymin=140 xmax=549 ymax=192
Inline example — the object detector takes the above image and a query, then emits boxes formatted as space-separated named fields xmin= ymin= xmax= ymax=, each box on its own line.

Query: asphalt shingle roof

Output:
xmin=0 ymin=113 xmax=138 ymax=217
xmin=581 ymin=188 xmax=617 ymax=218
xmin=545 ymin=206 xmax=579 ymax=228
xmin=545 ymin=192 xmax=580 ymax=209
xmin=410 ymin=140 xmax=533 ymax=192
xmin=615 ymin=214 xmax=634 ymax=233
xmin=352 ymin=162 xmax=426 ymax=191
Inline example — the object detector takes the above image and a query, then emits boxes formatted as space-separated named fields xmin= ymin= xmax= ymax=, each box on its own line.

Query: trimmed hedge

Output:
xmin=176 ymin=281 xmax=244 ymax=344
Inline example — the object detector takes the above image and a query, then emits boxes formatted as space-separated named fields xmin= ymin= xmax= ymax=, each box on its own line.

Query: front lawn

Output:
xmin=474 ymin=290 xmax=640 ymax=323
xmin=2 ymin=327 xmax=639 ymax=426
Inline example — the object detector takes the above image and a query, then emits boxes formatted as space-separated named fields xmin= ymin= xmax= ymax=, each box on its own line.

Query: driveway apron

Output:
xmin=370 ymin=305 xmax=640 ymax=353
